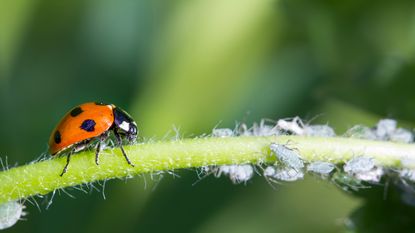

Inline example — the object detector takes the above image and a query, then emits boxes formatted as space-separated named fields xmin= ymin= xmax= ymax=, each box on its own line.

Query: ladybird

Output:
xmin=49 ymin=102 xmax=137 ymax=176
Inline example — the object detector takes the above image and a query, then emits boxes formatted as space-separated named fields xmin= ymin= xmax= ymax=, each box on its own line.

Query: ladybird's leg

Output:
xmin=113 ymin=129 xmax=135 ymax=167
xmin=95 ymin=141 xmax=101 ymax=165
xmin=95 ymin=132 xmax=109 ymax=165
xmin=60 ymin=153 xmax=71 ymax=177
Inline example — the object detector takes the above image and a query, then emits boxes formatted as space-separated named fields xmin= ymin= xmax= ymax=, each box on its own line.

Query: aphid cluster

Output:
xmin=206 ymin=117 xmax=413 ymax=190
xmin=345 ymin=119 xmax=413 ymax=143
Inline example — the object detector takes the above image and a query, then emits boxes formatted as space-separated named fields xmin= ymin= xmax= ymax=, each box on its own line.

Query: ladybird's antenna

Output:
xmin=113 ymin=129 xmax=135 ymax=167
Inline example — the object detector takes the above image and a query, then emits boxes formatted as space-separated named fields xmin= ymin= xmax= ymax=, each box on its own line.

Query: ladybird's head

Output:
xmin=113 ymin=107 xmax=138 ymax=143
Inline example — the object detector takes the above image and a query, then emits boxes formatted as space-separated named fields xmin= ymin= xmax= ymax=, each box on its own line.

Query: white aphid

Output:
xmin=216 ymin=164 xmax=254 ymax=184
xmin=276 ymin=117 xmax=305 ymax=135
xmin=237 ymin=119 xmax=280 ymax=136
xmin=251 ymin=120 xmax=280 ymax=136
xmin=344 ymin=157 xmax=383 ymax=182
xmin=344 ymin=125 xmax=378 ymax=140
xmin=265 ymin=166 xmax=304 ymax=182
xmin=270 ymin=143 xmax=304 ymax=169
xmin=277 ymin=117 xmax=335 ymax=137
xmin=354 ymin=167 xmax=383 ymax=182
xmin=375 ymin=119 xmax=397 ymax=139
xmin=389 ymin=128 xmax=414 ymax=143
xmin=344 ymin=157 xmax=375 ymax=173
xmin=307 ymin=161 xmax=335 ymax=174
xmin=0 ymin=201 xmax=26 ymax=230
xmin=263 ymin=166 xmax=276 ymax=177
xmin=212 ymin=128 xmax=234 ymax=137
xmin=303 ymin=125 xmax=336 ymax=137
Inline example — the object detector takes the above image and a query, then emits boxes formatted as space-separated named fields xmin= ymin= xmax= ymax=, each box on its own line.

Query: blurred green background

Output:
xmin=1 ymin=0 xmax=415 ymax=232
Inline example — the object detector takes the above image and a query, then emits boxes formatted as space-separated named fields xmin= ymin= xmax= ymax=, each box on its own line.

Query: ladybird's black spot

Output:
xmin=70 ymin=107 xmax=83 ymax=117
xmin=80 ymin=119 xmax=96 ymax=132
xmin=54 ymin=130 xmax=61 ymax=144
xmin=95 ymin=102 xmax=109 ymax=106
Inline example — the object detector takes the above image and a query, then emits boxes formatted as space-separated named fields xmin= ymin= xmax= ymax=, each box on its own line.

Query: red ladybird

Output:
xmin=49 ymin=102 xmax=137 ymax=176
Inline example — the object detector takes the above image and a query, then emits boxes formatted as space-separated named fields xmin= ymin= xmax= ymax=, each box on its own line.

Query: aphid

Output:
xmin=354 ymin=167 xmax=383 ymax=182
xmin=343 ymin=157 xmax=383 ymax=182
xmin=375 ymin=119 xmax=397 ymax=140
xmin=216 ymin=164 xmax=254 ymax=184
xmin=344 ymin=157 xmax=375 ymax=174
xmin=212 ymin=128 xmax=234 ymax=137
xmin=344 ymin=125 xmax=378 ymax=140
xmin=49 ymin=102 xmax=138 ymax=176
xmin=389 ymin=128 xmax=414 ymax=143
xmin=237 ymin=119 xmax=280 ymax=137
xmin=0 ymin=201 xmax=26 ymax=230
xmin=251 ymin=119 xmax=280 ymax=136
xmin=264 ymin=166 xmax=304 ymax=182
xmin=270 ymin=143 xmax=304 ymax=170
xmin=276 ymin=117 xmax=305 ymax=135
xmin=277 ymin=117 xmax=335 ymax=137
xmin=303 ymin=125 xmax=336 ymax=137
xmin=307 ymin=161 xmax=335 ymax=175
xmin=263 ymin=166 xmax=277 ymax=177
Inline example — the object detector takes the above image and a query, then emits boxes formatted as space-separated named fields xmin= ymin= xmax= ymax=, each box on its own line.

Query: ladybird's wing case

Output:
xmin=48 ymin=102 xmax=115 ymax=155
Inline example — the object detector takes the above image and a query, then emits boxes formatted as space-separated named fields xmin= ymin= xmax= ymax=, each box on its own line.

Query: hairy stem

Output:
xmin=0 ymin=135 xmax=414 ymax=204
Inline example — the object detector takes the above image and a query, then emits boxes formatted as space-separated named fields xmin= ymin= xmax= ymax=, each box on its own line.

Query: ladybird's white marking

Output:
xmin=212 ymin=128 xmax=234 ymax=137
xmin=0 ymin=201 xmax=26 ymax=230
xmin=270 ymin=143 xmax=304 ymax=170
xmin=119 ymin=121 xmax=130 ymax=132
xmin=307 ymin=161 xmax=335 ymax=174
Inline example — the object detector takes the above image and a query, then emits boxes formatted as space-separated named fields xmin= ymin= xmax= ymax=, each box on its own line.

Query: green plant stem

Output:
xmin=0 ymin=135 xmax=415 ymax=204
